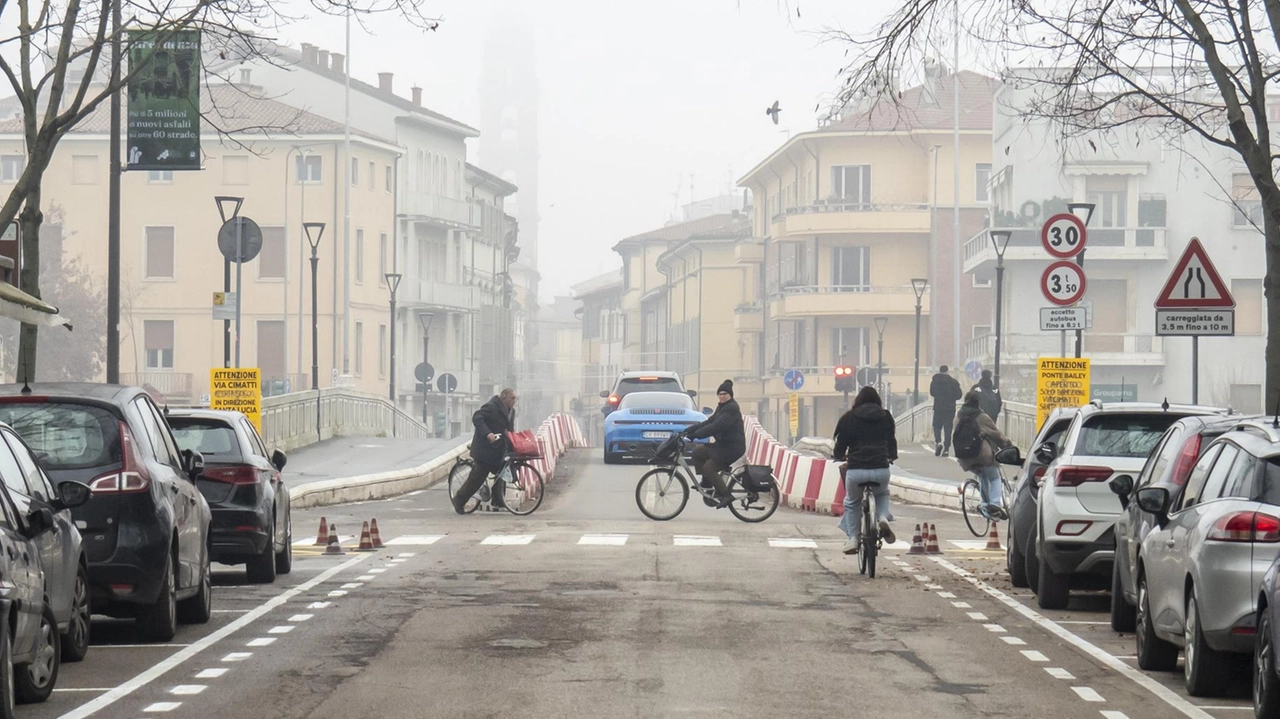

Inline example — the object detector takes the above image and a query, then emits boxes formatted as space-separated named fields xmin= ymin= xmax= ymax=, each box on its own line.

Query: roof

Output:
xmin=465 ymin=163 xmax=518 ymax=196
xmin=656 ymin=214 xmax=752 ymax=267
xmin=570 ymin=269 xmax=623 ymax=299
xmin=614 ymin=213 xmax=751 ymax=251
xmin=827 ymin=70 xmax=996 ymax=133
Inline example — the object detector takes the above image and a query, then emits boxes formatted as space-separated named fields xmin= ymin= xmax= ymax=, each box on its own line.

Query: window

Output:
xmin=830 ymin=165 xmax=871 ymax=205
xmin=71 ymin=155 xmax=99 ymax=185
xmin=379 ymin=324 xmax=387 ymax=378
xmin=1222 ymin=451 xmax=1261 ymax=499
xmin=385 ymin=165 xmax=393 ymax=193
xmin=1232 ymin=173 xmax=1264 ymax=227
xmin=256 ymin=320 xmax=285 ymax=380
xmin=351 ymin=157 xmax=359 ymax=187
xmin=368 ymin=161 xmax=375 ymax=190
xmin=975 ymin=163 xmax=992 ymax=203
xmin=258 ymin=226 xmax=286 ymax=280
xmin=1177 ymin=444 xmax=1223 ymax=511
xmin=354 ymin=321 xmax=364 ymax=375
xmin=0 ymin=437 xmax=30 ymax=507
xmin=972 ymin=274 xmax=993 ymax=288
xmin=222 ymin=155 xmax=250 ymax=185
xmin=1234 ymin=278 xmax=1262 ymax=335
xmin=147 ymin=170 xmax=173 ymax=184
xmin=1085 ymin=175 xmax=1128 ymax=227
xmin=296 ymin=155 xmax=322 ymax=183
xmin=1 ymin=155 xmax=24 ymax=182
xmin=1200 ymin=444 xmax=1240 ymax=501
xmin=1136 ymin=432 xmax=1175 ymax=489
xmin=379 ymin=233 xmax=388 ymax=285
xmin=1230 ymin=384 xmax=1263 ymax=414
xmin=144 ymin=320 xmax=175 ymax=369
xmin=972 ymin=325 xmax=992 ymax=339
xmin=135 ymin=398 xmax=181 ymax=467
xmin=1074 ymin=413 xmax=1181 ymax=458
xmin=416 ymin=151 xmax=424 ymax=192
xmin=831 ymin=246 xmax=870 ymax=290
xmin=144 ymin=226 xmax=175 ymax=279
xmin=831 ymin=327 xmax=869 ymax=367
xmin=3 ymin=431 xmax=51 ymax=502
xmin=0 ymin=403 xmax=120 ymax=471
xmin=355 ymin=229 xmax=364 ymax=284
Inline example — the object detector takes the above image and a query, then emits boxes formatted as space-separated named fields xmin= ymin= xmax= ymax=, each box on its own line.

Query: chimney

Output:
xmin=378 ymin=72 xmax=393 ymax=93
xmin=301 ymin=42 xmax=315 ymax=65
xmin=411 ymin=86 xmax=422 ymax=106
xmin=317 ymin=49 xmax=329 ymax=69
xmin=331 ymin=53 xmax=344 ymax=75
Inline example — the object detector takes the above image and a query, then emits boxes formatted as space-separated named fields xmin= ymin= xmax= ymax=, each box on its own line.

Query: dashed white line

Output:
xmin=356 ymin=575 xmax=375 ymax=581
xmin=246 ymin=638 xmax=276 ymax=647
xmin=580 ymin=534 xmax=629 ymax=546
xmin=368 ymin=568 xmax=387 ymax=574
xmin=481 ymin=535 xmax=536 ymax=546
xmin=673 ymin=536 xmax=722 ymax=547
xmin=221 ymin=653 xmax=252 ymax=662
xmin=144 ymin=702 xmax=182 ymax=712
xmin=967 ymin=612 xmax=988 ymax=621
xmin=1020 ymin=650 xmax=1049 ymax=662
xmin=307 ymin=602 xmax=331 ymax=609
xmin=268 ymin=626 xmax=294 ymax=634
xmin=1100 ymin=712 xmax=1132 ymax=719
xmin=767 ymin=538 xmax=818 ymax=549
xmin=937 ymin=592 xmax=956 ymax=598
xmin=914 ymin=575 xmax=930 ymax=582
xmin=386 ymin=537 xmax=442 ymax=546
xmin=397 ymin=552 xmax=418 ymax=557
xmin=1046 ymin=668 xmax=1076 ymax=680
xmin=1001 ymin=636 xmax=1027 ymax=646
xmin=925 ymin=584 xmax=944 ymax=590
xmin=951 ymin=602 xmax=971 ymax=608
xmin=328 ymin=590 xmax=348 ymax=597
xmin=340 ymin=582 xmax=364 ymax=589
xmin=195 ymin=668 xmax=228 ymax=679
xmin=288 ymin=614 xmax=314 ymax=622
xmin=169 ymin=685 xmax=206 ymax=696
xmin=1072 ymin=687 xmax=1105 ymax=702
xmin=983 ymin=624 xmax=1006 ymax=633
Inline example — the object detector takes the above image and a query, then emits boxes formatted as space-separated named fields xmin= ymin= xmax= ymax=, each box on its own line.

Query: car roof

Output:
xmin=0 ymin=383 xmax=142 ymax=404
xmin=620 ymin=391 xmax=693 ymax=403
xmin=166 ymin=408 xmax=247 ymax=424
xmin=1075 ymin=401 xmax=1225 ymax=418
xmin=616 ymin=371 xmax=681 ymax=380
xmin=1218 ymin=419 xmax=1280 ymax=458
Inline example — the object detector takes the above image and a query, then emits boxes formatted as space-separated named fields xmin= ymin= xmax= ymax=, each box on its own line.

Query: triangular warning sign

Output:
xmin=1154 ymin=238 xmax=1236 ymax=309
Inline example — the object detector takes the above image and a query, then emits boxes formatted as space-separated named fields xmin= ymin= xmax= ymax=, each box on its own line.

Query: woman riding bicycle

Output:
xmin=833 ymin=386 xmax=898 ymax=555
xmin=953 ymin=389 xmax=1011 ymax=520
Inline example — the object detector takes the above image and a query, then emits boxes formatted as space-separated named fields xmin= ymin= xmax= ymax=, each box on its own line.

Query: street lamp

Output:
xmin=1066 ymin=202 xmax=1096 ymax=359
xmin=873 ymin=316 xmax=889 ymax=398
xmin=911 ymin=278 xmax=928 ymax=405
xmin=989 ymin=229 xmax=1012 ymax=391
xmin=419 ymin=313 xmax=434 ymax=425
xmin=214 ymin=196 xmax=244 ymax=369
xmin=385 ymin=272 xmax=402 ymax=406
xmin=303 ymin=221 xmax=325 ymax=438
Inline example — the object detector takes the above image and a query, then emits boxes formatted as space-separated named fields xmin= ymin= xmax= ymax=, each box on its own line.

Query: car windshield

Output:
xmin=620 ymin=392 xmax=694 ymax=410
xmin=169 ymin=419 xmax=243 ymax=463
xmin=616 ymin=378 xmax=682 ymax=397
xmin=0 ymin=402 xmax=120 ymax=470
xmin=1074 ymin=414 xmax=1187 ymax=458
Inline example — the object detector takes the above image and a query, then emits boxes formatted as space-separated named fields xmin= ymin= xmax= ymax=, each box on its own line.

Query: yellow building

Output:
xmin=739 ymin=70 xmax=995 ymax=439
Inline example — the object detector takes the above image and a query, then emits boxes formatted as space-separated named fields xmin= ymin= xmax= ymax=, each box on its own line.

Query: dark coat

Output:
xmin=929 ymin=373 xmax=963 ymax=416
xmin=833 ymin=403 xmax=899 ymax=470
xmin=972 ymin=377 xmax=1003 ymax=420
xmin=954 ymin=403 xmax=1010 ymax=472
xmin=685 ymin=398 xmax=746 ymax=468
xmin=471 ymin=395 xmax=515 ymax=467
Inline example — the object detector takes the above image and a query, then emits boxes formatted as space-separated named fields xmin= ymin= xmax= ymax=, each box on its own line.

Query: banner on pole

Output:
xmin=210 ymin=368 xmax=261 ymax=431
xmin=127 ymin=29 xmax=201 ymax=171
xmin=1036 ymin=358 xmax=1091 ymax=430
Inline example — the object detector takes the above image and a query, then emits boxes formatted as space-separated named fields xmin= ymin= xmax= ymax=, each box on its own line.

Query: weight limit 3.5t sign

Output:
xmin=1041 ymin=261 xmax=1087 ymax=306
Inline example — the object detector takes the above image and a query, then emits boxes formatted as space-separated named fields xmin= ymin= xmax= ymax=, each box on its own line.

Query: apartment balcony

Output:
xmin=122 ymin=372 xmax=193 ymax=403
xmin=400 ymin=192 xmax=473 ymax=228
xmin=402 ymin=278 xmax=479 ymax=313
xmin=767 ymin=285 xmax=931 ymax=319
xmin=963 ymin=332 xmax=1166 ymax=367
xmin=734 ymin=303 xmax=763 ymax=333
xmin=963 ymin=226 xmax=1168 ymax=274
xmin=735 ymin=238 xmax=764 ymax=265
xmin=775 ymin=201 xmax=932 ymax=238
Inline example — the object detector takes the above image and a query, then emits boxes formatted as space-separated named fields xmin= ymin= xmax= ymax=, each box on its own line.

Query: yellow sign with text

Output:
xmin=1036 ymin=358 xmax=1091 ymax=430
xmin=210 ymin=368 xmax=262 ymax=432
xmin=788 ymin=393 xmax=799 ymax=437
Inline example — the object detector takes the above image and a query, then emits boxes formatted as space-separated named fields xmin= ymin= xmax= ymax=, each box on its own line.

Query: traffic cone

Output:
xmin=907 ymin=524 xmax=925 ymax=555
xmin=925 ymin=523 xmax=944 ymax=555
xmin=369 ymin=518 xmax=385 ymax=549
xmin=986 ymin=523 xmax=1002 ymax=551
xmin=323 ymin=524 xmax=344 ymax=555
xmin=312 ymin=516 xmax=329 ymax=546
xmin=355 ymin=521 xmax=376 ymax=552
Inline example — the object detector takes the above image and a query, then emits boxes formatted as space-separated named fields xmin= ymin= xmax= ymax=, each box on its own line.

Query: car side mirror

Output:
xmin=1109 ymin=474 xmax=1135 ymax=510
xmin=25 ymin=507 xmax=54 ymax=538
xmin=599 ymin=390 xmax=610 ymax=398
xmin=994 ymin=446 xmax=1022 ymax=466
xmin=1034 ymin=441 xmax=1058 ymax=465
xmin=271 ymin=449 xmax=287 ymax=472
xmin=55 ymin=481 xmax=91 ymax=510
xmin=1135 ymin=486 xmax=1171 ymax=526
xmin=181 ymin=449 xmax=205 ymax=481
xmin=687 ymin=390 xmax=698 ymax=398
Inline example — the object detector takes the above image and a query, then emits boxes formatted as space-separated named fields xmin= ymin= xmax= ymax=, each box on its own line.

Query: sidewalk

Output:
xmin=894 ymin=440 xmax=971 ymax=487
xmin=281 ymin=436 xmax=469 ymax=488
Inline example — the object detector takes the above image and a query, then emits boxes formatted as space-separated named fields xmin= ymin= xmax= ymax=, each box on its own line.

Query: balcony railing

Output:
xmin=964 ymin=332 xmax=1165 ymax=364
xmin=121 ymin=372 xmax=193 ymax=401
xmin=404 ymin=278 xmax=479 ymax=312
xmin=963 ymin=226 xmax=1168 ymax=270
xmin=401 ymin=193 xmax=472 ymax=227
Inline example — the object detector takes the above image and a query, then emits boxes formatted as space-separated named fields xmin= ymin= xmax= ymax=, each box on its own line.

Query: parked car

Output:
xmin=0 ymin=384 xmax=213 ymax=642
xmin=1108 ymin=414 xmax=1249 ymax=632
xmin=1006 ymin=407 xmax=1077 ymax=589
xmin=602 ymin=392 xmax=709 ymax=464
xmin=1029 ymin=401 xmax=1221 ymax=609
xmin=1134 ymin=419 xmax=1280 ymax=696
xmin=167 ymin=409 xmax=292 ymax=583
xmin=600 ymin=371 xmax=696 ymax=416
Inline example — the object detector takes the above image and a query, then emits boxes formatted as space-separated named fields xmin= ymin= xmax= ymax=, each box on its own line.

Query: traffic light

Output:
xmin=834 ymin=365 xmax=855 ymax=394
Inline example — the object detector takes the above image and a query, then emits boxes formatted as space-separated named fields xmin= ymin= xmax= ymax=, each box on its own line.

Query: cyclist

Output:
xmin=834 ymin=385 xmax=898 ymax=555
xmin=452 ymin=388 xmax=517 ymax=514
xmin=681 ymin=380 xmax=744 ymax=508
xmin=953 ymin=389 xmax=1010 ymax=520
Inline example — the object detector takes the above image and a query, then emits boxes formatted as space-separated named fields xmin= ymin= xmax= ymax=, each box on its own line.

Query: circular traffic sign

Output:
xmin=1041 ymin=261 xmax=1087 ymax=306
xmin=414 ymin=362 xmax=435 ymax=384
xmin=1040 ymin=213 xmax=1087 ymax=259
xmin=783 ymin=369 xmax=805 ymax=391
xmin=965 ymin=359 xmax=983 ymax=381
xmin=436 ymin=372 xmax=458 ymax=394
xmin=217 ymin=217 xmax=263 ymax=263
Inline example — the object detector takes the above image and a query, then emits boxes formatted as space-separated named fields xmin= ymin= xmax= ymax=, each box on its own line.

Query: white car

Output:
xmin=1032 ymin=401 xmax=1223 ymax=609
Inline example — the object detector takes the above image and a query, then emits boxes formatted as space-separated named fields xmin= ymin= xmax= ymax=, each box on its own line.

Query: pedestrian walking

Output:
xmin=971 ymin=369 xmax=1003 ymax=422
xmin=953 ymin=390 xmax=1010 ymax=520
xmin=833 ymin=386 xmax=898 ymax=555
xmin=929 ymin=365 xmax=963 ymax=457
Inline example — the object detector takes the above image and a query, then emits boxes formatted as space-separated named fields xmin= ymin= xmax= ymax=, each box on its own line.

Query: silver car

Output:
xmin=1135 ymin=419 xmax=1280 ymax=697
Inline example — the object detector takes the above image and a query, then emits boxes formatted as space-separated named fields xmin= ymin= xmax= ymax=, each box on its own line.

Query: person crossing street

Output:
xmin=929 ymin=365 xmax=963 ymax=457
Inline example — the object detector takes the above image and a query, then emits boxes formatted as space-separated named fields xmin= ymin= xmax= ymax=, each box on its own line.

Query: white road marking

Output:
xmin=246 ymin=638 xmax=276 ymax=647
xmin=1101 ymin=712 xmax=1132 ymax=719
xmin=268 ymin=626 xmax=294 ymax=634
xmin=949 ymin=540 xmax=994 ymax=551
xmin=386 ymin=536 xmax=443 ymax=546
xmin=481 ymin=535 xmax=536 ymax=546
xmin=983 ymin=624 xmax=1006 ymax=633
xmin=1059 ymin=621 xmax=1110 ymax=626
xmin=930 ymin=557 xmax=1215 ymax=719
xmin=211 ymin=610 xmax=249 ymax=614
xmin=195 ymin=668 xmax=228 ymax=679
xmin=288 ymin=614 xmax=314 ymax=622
xmin=356 ymin=575 xmax=375 ymax=581
xmin=368 ymin=568 xmax=387 ymax=574
xmin=169 ymin=685 xmax=206 ymax=696
xmin=951 ymin=602 xmax=971 ymax=608
xmin=221 ymin=653 xmax=252 ymax=662
xmin=768 ymin=538 xmax=818 ymax=549
xmin=1001 ymin=636 xmax=1027 ymax=645
xmin=1073 ymin=687 xmax=1105 ymax=702
xmin=580 ymin=534 xmax=629 ymax=546
xmin=1046 ymin=667 xmax=1076 ymax=680
xmin=52 ymin=688 xmax=112 ymax=693
xmin=914 ymin=575 xmax=930 ymax=582
xmin=937 ymin=592 xmax=957 ymax=598
xmin=893 ymin=561 xmax=910 ymax=567
xmin=340 ymin=582 xmax=364 ymax=589
xmin=925 ymin=584 xmax=944 ymax=590
xmin=1021 ymin=650 xmax=1049 ymax=662
xmin=397 ymin=552 xmax=417 ymax=557
xmin=144 ymin=702 xmax=182 ymax=712
xmin=328 ymin=590 xmax=348 ymax=597
xmin=98 ymin=644 xmax=191 ymax=649
xmin=967 ymin=612 xmax=988 ymax=621
xmin=307 ymin=602 xmax=331 ymax=609
xmin=673 ymin=536 xmax=722 ymax=547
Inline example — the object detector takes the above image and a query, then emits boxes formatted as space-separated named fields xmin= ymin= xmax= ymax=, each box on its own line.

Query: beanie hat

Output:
xmin=716 ymin=379 xmax=734 ymax=398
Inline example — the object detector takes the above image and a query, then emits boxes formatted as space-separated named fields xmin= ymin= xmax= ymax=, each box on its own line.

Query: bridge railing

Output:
xmin=260 ymin=388 xmax=432 ymax=452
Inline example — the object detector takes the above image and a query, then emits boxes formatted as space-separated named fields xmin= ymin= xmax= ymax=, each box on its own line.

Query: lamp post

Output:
xmin=385 ymin=272 xmax=402 ymax=407
xmin=911 ymin=278 xmax=928 ymax=405
xmin=1066 ymin=202 xmax=1096 ymax=360
xmin=214 ymin=196 xmax=244 ymax=369
xmin=303 ymin=222 xmax=325 ymax=439
xmin=873 ymin=316 xmax=889 ymax=399
xmin=419 ymin=313 xmax=434 ymax=426
xmin=989 ymin=230 xmax=1012 ymax=391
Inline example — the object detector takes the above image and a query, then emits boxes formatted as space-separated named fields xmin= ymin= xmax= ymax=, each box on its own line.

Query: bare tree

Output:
xmin=2 ymin=0 xmax=440 ymax=380
xmin=839 ymin=0 xmax=1280 ymax=411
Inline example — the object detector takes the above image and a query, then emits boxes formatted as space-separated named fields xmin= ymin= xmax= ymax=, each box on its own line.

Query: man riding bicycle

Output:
xmin=680 ymin=380 xmax=744 ymax=509
xmin=452 ymin=388 xmax=517 ymax=514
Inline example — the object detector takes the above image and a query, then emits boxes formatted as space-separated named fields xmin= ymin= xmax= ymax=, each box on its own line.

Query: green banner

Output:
xmin=126 ymin=30 xmax=201 ymax=171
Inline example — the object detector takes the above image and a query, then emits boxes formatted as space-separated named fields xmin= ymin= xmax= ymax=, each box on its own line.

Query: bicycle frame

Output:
xmin=652 ymin=437 xmax=748 ymax=502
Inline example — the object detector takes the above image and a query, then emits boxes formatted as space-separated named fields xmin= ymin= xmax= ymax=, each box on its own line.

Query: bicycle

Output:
xmin=634 ymin=434 xmax=780 ymax=523
xmin=447 ymin=446 xmax=545 ymax=516
xmin=854 ymin=479 xmax=886 ymax=578
xmin=960 ymin=468 xmax=1014 ymax=537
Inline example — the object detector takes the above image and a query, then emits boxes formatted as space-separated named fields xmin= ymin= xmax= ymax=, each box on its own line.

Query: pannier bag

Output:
xmin=740 ymin=465 xmax=776 ymax=493
xmin=506 ymin=430 xmax=541 ymax=459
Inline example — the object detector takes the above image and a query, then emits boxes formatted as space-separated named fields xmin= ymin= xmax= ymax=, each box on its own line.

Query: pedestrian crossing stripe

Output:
xmin=578 ymin=534 xmax=628 ymax=546
xmin=768 ymin=538 xmax=817 ymax=548
xmin=673 ymin=535 xmax=722 ymax=547
xmin=949 ymin=540 xmax=996 ymax=551
xmin=481 ymin=534 xmax=536 ymax=545
xmin=385 ymin=535 xmax=445 ymax=546
xmin=293 ymin=535 xmax=354 ymax=547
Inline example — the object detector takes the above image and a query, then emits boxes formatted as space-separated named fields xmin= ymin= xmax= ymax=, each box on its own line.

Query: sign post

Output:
xmin=210 ymin=368 xmax=262 ymax=432
xmin=1154 ymin=238 xmax=1236 ymax=404
xmin=437 ymin=373 xmax=458 ymax=438
xmin=1040 ymin=213 xmax=1090 ymax=359
xmin=217 ymin=216 xmax=263 ymax=368
xmin=1036 ymin=358 xmax=1091 ymax=429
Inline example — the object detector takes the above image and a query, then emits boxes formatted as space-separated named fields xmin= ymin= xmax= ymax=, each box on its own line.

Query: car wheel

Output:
xmin=1256 ymin=608 xmax=1280 ymax=717
xmin=137 ymin=551 xmax=177 ymax=642
xmin=1025 ymin=532 xmax=1041 ymax=594
xmin=1036 ymin=544 xmax=1071 ymax=610
xmin=275 ymin=512 xmax=293 ymax=576
xmin=60 ymin=563 xmax=90 ymax=663
xmin=14 ymin=603 xmax=58 ymax=704
xmin=1184 ymin=592 xmax=1229 ymax=696
xmin=1007 ymin=530 xmax=1028 ymax=588
xmin=1136 ymin=570 xmax=1179 ymax=671
xmin=0 ymin=617 xmax=15 ymax=719
xmin=177 ymin=551 xmax=212 ymax=625
xmin=247 ymin=523 xmax=278 ymax=584
xmin=1110 ymin=560 xmax=1137 ymax=633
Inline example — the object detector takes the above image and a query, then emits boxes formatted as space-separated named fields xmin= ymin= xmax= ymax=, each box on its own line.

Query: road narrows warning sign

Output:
xmin=1154 ymin=238 xmax=1235 ymax=309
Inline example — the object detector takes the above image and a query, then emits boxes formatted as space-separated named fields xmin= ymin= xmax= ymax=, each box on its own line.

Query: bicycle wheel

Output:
xmin=636 ymin=467 xmax=690 ymax=521
xmin=448 ymin=460 xmax=480 ymax=514
xmin=860 ymin=496 xmax=876 ymax=578
xmin=505 ymin=463 xmax=545 ymax=516
xmin=1001 ymin=477 xmax=1014 ymax=515
xmin=961 ymin=478 xmax=989 ymax=537
xmin=726 ymin=477 xmax=780 ymax=523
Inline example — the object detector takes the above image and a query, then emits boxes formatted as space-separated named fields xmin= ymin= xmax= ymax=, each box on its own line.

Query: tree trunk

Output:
xmin=15 ymin=191 xmax=42 ymax=384
xmin=1268 ymin=220 xmax=1280 ymax=416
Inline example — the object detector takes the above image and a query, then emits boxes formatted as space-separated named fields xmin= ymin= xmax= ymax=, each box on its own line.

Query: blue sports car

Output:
xmin=603 ymin=392 xmax=709 ymax=464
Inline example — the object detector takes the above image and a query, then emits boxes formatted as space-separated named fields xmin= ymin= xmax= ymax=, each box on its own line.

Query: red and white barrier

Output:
xmin=743 ymin=415 xmax=848 ymax=517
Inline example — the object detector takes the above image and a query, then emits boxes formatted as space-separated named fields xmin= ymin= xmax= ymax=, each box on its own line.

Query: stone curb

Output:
xmin=289 ymin=444 xmax=470 ymax=509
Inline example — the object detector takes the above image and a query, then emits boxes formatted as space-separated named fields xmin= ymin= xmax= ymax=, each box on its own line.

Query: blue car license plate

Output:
xmin=643 ymin=431 xmax=671 ymax=440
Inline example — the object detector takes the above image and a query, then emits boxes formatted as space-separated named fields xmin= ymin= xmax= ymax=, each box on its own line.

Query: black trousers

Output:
xmin=691 ymin=445 xmax=732 ymax=495
xmin=933 ymin=410 xmax=955 ymax=450
xmin=454 ymin=460 xmax=503 ymax=509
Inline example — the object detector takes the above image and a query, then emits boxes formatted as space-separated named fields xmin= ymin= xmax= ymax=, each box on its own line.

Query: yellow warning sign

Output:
xmin=788 ymin=393 xmax=799 ymax=437
xmin=1036 ymin=358 xmax=1090 ymax=430
xmin=210 ymin=368 xmax=262 ymax=431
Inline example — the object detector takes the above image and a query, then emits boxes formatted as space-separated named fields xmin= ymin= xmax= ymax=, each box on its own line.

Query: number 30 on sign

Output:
xmin=1041 ymin=261 xmax=1087 ymax=306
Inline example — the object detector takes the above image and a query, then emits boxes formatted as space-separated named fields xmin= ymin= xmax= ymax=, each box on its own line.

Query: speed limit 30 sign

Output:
xmin=1041 ymin=261 xmax=1087 ymax=306
xmin=1041 ymin=213 xmax=1088 ymax=259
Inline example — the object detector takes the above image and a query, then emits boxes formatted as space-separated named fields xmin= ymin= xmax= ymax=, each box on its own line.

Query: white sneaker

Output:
xmin=842 ymin=537 xmax=860 ymax=555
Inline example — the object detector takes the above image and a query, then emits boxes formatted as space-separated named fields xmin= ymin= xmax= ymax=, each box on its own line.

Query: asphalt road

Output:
xmin=26 ymin=450 xmax=1250 ymax=718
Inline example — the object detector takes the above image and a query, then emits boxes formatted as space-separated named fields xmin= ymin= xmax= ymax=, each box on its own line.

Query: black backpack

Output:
xmin=953 ymin=416 xmax=984 ymax=460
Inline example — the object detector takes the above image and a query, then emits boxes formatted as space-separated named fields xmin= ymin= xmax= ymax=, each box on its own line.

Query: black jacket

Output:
xmin=833 ymin=403 xmax=898 ymax=470
xmin=972 ymin=377 xmax=1003 ymax=420
xmin=929 ymin=373 xmax=963 ymax=415
xmin=685 ymin=399 xmax=745 ymax=467
xmin=471 ymin=395 xmax=515 ymax=467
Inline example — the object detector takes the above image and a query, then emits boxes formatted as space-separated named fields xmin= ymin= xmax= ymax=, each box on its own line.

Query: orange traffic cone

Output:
xmin=323 ymin=524 xmax=344 ymax=555
xmin=369 ymin=518 xmax=385 ymax=549
xmin=908 ymin=524 xmax=925 ymax=555
xmin=925 ymin=523 xmax=944 ymax=555
xmin=313 ymin=516 xmax=329 ymax=546
xmin=986 ymin=523 xmax=1002 ymax=551
xmin=355 ymin=521 xmax=376 ymax=552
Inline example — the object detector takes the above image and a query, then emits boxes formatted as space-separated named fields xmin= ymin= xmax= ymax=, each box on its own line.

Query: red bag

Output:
xmin=506 ymin=430 xmax=541 ymax=459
